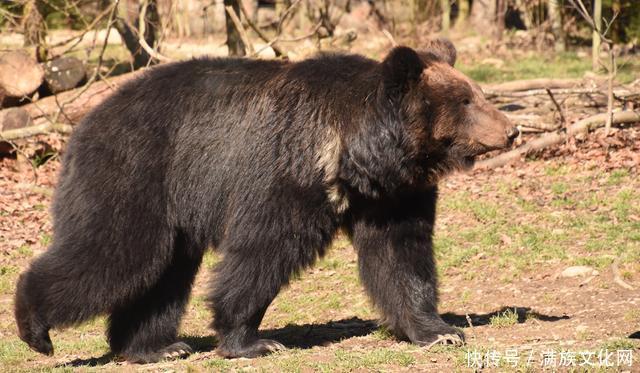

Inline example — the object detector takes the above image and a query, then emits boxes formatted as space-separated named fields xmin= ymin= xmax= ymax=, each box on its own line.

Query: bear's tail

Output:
xmin=15 ymin=272 xmax=54 ymax=356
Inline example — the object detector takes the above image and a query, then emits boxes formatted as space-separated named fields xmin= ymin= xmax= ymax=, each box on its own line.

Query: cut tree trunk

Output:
xmin=42 ymin=57 xmax=87 ymax=94
xmin=0 ymin=50 xmax=45 ymax=107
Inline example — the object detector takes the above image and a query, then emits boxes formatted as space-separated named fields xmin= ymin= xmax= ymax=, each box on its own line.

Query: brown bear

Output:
xmin=15 ymin=39 xmax=517 ymax=362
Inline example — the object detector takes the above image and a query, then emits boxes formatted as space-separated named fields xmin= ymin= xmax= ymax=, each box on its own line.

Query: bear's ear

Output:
xmin=381 ymin=46 xmax=425 ymax=98
xmin=421 ymin=38 xmax=457 ymax=66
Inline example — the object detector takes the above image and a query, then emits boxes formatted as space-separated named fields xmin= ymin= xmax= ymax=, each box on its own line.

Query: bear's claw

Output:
xmin=217 ymin=338 xmax=287 ymax=358
xmin=423 ymin=333 xmax=465 ymax=349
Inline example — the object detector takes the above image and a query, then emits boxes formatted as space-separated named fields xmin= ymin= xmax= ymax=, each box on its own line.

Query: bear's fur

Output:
xmin=15 ymin=39 xmax=517 ymax=362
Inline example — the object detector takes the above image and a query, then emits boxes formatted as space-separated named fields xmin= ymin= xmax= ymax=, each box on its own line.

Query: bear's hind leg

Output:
xmin=107 ymin=234 xmax=203 ymax=363
xmin=209 ymin=250 xmax=292 ymax=358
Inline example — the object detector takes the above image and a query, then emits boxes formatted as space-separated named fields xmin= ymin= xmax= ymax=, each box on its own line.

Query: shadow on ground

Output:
xmin=59 ymin=308 xmax=568 ymax=367
xmin=442 ymin=306 xmax=570 ymax=327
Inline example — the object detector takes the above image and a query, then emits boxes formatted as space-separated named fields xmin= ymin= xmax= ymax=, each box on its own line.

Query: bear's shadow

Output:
xmin=62 ymin=307 xmax=568 ymax=367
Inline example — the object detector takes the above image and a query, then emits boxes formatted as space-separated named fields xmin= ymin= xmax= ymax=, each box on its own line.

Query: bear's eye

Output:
xmin=463 ymin=98 xmax=471 ymax=106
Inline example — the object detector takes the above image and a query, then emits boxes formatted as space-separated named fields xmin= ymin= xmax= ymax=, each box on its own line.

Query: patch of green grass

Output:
xmin=489 ymin=308 xmax=519 ymax=328
xmin=458 ymin=51 xmax=640 ymax=84
xmin=203 ymin=357 xmax=233 ymax=370
xmin=0 ymin=339 xmax=33 ymax=367
xmin=607 ymin=169 xmax=630 ymax=185
xmin=40 ymin=233 xmax=52 ymax=247
xmin=599 ymin=338 xmax=638 ymax=351
xmin=13 ymin=245 xmax=33 ymax=259
xmin=371 ymin=326 xmax=394 ymax=340
xmin=0 ymin=265 xmax=19 ymax=294
xmin=332 ymin=348 xmax=415 ymax=369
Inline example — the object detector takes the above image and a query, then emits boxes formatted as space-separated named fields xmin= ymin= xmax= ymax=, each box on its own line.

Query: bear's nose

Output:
xmin=506 ymin=127 xmax=520 ymax=141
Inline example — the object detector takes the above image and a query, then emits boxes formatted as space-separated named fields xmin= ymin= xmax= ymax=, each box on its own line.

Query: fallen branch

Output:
xmin=0 ymin=121 xmax=72 ymax=141
xmin=546 ymin=88 xmax=567 ymax=128
xmin=475 ymin=110 xmax=640 ymax=169
xmin=611 ymin=257 xmax=635 ymax=290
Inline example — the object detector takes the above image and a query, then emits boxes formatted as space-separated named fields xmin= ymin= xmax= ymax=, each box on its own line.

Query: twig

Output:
xmin=238 ymin=1 xmax=284 ymax=57
xmin=225 ymin=5 xmax=255 ymax=55
xmin=51 ymin=0 xmax=119 ymax=124
xmin=250 ymin=0 xmax=307 ymax=57
xmin=465 ymin=314 xmax=476 ymax=341
xmin=138 ymin=0 xmax=173 ymax=63
xmin=0 ymin=122 xmax=73 ymax=141
xmin=381 ymin=28 xmax=397 ymax=46
xmin=0 ymin=135 xmax=38 ymax=183
xmin=545 ymin=88 xmax=566 ymax=128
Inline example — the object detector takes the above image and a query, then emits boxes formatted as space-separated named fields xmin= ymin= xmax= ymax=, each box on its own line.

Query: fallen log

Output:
xmin=476 ymin=110 xmax=640 ymax=169
xmin=18 ymin=69 xmax=144 ymax=124
xmin=482 ymin=78 xmax=582 ymax=93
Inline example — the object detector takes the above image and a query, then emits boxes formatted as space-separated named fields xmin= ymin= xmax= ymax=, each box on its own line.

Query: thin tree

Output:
xmin=225 ymin=0 xmax=246 ymax=56
xmin=114 ymin=0 xmax=161 ymax=69
xmin=455 ymin=0 xmax=470 ymax=29
xmin=440 ymin=0 xmax=450 ymax=36
xmin=548 ymin=0 xmax=566 ymax=52
xmin=592 ymin=0 xmax=602 ymax=70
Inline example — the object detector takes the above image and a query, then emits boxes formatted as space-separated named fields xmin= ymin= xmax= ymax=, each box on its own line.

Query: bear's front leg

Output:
xmin=349 ymin=188 xmax=464 ymax=347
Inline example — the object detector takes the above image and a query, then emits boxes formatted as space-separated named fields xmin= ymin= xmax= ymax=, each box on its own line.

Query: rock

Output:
xmin=560 ymin=266 xmax=598 ymax=278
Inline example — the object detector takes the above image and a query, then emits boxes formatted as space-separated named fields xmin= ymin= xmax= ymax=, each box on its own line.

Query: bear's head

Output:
xmin=341 ymin=40 xmax=518 ymax=199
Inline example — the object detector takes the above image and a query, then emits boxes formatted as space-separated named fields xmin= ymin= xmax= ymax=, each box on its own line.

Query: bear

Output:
xmin=15 ymin=39 xmax=518 ymax=363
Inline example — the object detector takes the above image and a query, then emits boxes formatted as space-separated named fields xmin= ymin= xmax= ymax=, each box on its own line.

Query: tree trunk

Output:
xmin=548 ymin=0 xmax=566 ymax=52
xmin=494 ymin=0 xmax=506 ymax=40
xmin=224 ymin=0 xmax=246 ymax=56
xmin=455 ymin=0 xmax=470 ymax=29
xmin=470 ymin=0 xmax=497 ymax=37
xmin=114 ymin=0 xmax=160 ymax=69
xmin=21 ymin=0 xmax=48 ymax=61
xmin=592 ymin=0 xmax=602 ymax=70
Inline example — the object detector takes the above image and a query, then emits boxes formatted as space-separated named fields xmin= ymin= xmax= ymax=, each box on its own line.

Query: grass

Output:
xmin=457 ymin=51 xmax=640 ymax=84
xmin=489 ymin=308 xmax=520 ymax=328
